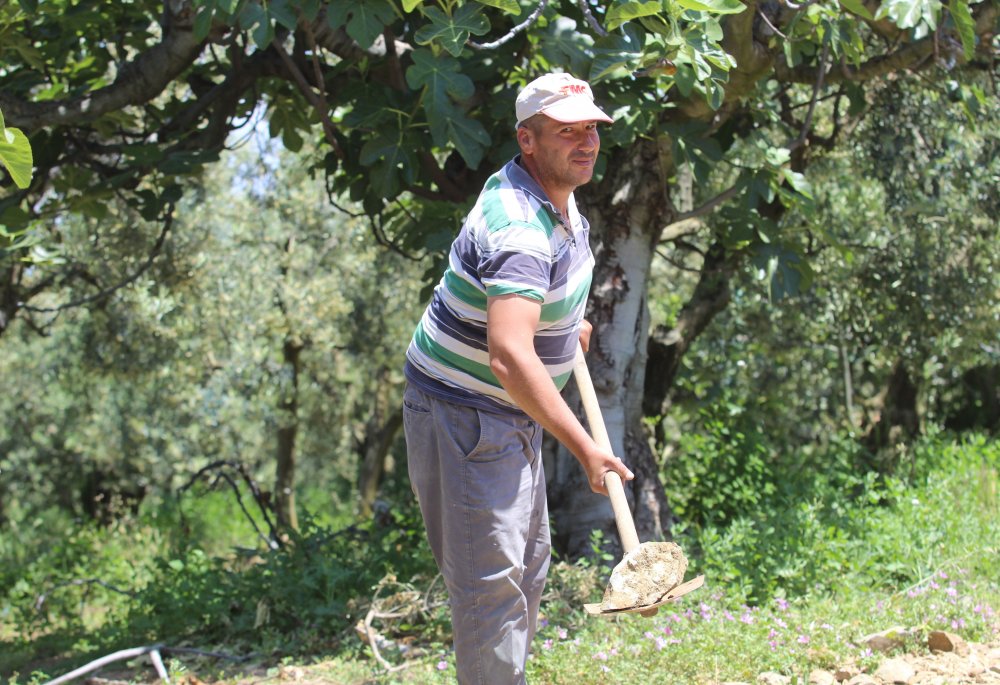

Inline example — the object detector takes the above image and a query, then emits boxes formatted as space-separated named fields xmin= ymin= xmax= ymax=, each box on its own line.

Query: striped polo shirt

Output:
xmin=404 ymin=155 xmax=594 ymax=415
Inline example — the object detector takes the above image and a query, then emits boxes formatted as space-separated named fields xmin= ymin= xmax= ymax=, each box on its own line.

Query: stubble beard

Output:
xmin=541 ymin=152 xmax=595 ymax=194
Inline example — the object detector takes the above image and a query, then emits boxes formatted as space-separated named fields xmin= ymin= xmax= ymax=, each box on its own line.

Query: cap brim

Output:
xmin=541 ymin=97 xmax=614 ymax=124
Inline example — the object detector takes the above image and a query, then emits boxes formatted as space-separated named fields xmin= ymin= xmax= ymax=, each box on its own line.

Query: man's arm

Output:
xmin=486 ymin=293 xmax=633 ymax=496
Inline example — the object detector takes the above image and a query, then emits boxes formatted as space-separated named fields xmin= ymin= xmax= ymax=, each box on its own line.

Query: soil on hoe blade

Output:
xmin=601 ymin=541 xmax=687 ymax=611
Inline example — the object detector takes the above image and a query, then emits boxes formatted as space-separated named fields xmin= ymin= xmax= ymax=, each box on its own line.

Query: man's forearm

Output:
xmin=490 ymin=342 xmax=599 ymax=464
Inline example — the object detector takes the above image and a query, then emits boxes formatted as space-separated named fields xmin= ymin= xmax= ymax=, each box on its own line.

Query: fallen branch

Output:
xmin=44 ymin=645 xmax=169 ymax=685
xmin=43 ymin=644 xmax=254 ymax=685
xmin=356 ymin=574 xmax=448 ymax=673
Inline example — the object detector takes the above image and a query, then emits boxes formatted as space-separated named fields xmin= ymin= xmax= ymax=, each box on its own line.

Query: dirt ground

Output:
xmin=743 ymin=630 xmax=1000 ymax=685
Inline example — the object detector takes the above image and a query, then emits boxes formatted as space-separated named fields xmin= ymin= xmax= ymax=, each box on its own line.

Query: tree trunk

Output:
xmin=861 ymin=358 xmax=921 ymax=474
xmin=644 ymin=240 xmax=740 ymax=420
xmin=546 ymin=140 xmax=674 ymax=559
xmin=358 ymin=368 xmax=403 ymax=518
xmin=275 ymin=336 xmax=303 ymax=531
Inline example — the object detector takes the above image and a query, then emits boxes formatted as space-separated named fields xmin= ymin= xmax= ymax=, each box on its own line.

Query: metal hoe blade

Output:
xmin=584 ymin=575 xmax=705 ymax=616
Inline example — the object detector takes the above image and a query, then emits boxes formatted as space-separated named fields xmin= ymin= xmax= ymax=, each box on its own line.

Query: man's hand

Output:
xmin=581 ymin=446 xmax=634 ymax=496
xmin=579 ymin=319 xmax=593 ymax=353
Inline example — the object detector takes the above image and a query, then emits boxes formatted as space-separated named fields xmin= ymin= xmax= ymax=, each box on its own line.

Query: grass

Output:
xmin=2 ymin=432 xmax=998 ymax=684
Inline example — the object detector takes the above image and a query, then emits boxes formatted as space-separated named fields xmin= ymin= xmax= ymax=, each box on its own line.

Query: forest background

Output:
xmin=0 ymin=0 xmax=998 ymax=683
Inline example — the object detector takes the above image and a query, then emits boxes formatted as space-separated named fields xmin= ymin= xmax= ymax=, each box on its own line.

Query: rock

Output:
xmin=926 ymin=630 xmax=969 ymax=656
xmin=967 ymin=655 xmax=986 ymax=677
xmin=834 ymin=665 xmax=860 ymax=681
xmin=845 ymin=675 xmax=879 ymax=685
xmin=808 ymin=669 xmax=836 ymax=685
xmin=862 ymin=626 xmax=913 ymax=653
xmin=277 ymin=666 xmax=305 ymax=681
xmin=758 ymin=673 xmax=791 ymax=685
xmin=874 ymin=657 xmax=916 ymax=684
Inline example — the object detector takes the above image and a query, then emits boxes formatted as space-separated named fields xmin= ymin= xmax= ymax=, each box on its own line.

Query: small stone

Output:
xmin=278 ymin=666 xmax=305 ymax=681
xmin=834 ymin=665 xmax=859 ymax=681
xmin=845 ymin=675 xmax=878 ymax=685
xmin=927 ymin=630 xmax=969 ymax=656
xmin=808 ymin=669 xmax=836 ymax=685
xmin=862 ymin=626 xmax=912 ymax=653
xmin=758 ymin=673 xmax=791 ymax=685
xmin=874 ymin=657 xmax=915 ymax=684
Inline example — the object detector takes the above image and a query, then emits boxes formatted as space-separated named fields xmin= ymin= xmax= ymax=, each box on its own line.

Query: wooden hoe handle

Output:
xmin=573 ymin=343 xmax=641 ymax=554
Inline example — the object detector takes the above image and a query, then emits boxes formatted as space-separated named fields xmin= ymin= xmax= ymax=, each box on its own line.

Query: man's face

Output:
xmin=518 ymin=116 xmax=602 ymax=193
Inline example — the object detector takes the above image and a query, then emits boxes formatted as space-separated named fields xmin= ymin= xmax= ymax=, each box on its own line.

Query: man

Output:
xmin=403 ymin=72 xmax=635 ymax=684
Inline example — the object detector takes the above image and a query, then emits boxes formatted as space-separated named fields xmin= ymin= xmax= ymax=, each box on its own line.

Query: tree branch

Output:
xmin=469 ymin=0 xmax=550 ymax=50
xmin=272 ymin=35 xmax=344 ymax=158
xmin=0 ymin=4 xmax=204 ymax=129
xmin=21 ymin=207 xmax=174 ymax=314
xmin=34 ymin=578 xmax=137 ymax=613
xmin=178 ymin=460 xmax=280 ymax=549
xmin=776 ymin=38 xmax=936 ymax=84
xmin=659 ymin=217 xmax=706 ymax=243
xmin=787 ymin=38 xmax=830 ymax=151
xmin=670 ymin=183 xmax=744 ymax=224
xmin=576 ymin=0 xmax=608 ymax=37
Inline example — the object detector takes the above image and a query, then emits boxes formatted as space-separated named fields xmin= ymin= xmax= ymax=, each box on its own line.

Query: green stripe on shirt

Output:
xmin=412 ymin=324 xmax=501 ymax=389
xmin=444 ymin=269 xmax=488 ymax=309
xmin=540 ymin=274 xmax=592 ymax=322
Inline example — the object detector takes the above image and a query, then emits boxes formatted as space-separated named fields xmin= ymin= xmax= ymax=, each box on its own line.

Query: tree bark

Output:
xmin=358 ymin=369 xmax=403 ymax=518
xmin=275 ymin=336 xmax=303 ymax=531
xmin=644 ymin=240 xmax=741 ymax=418
xmin=547 ymin=139 xmax=673 ymax=559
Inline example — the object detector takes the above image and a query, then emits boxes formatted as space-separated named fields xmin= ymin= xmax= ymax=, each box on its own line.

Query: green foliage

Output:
xmin=4 ymin=433 xmax=996 ymax=683
xmin=662 ymin=397 xmax=778 ymax=528
xmin=0 ymin=138 xmax=426 ymax=528
xmin=2 ymin=512 xmax=159 ymax=640
xmin=123 ymin=507 xmax=437 ymax=651
xmin=674 ymin=431 xmax=1000 ymax=604
xmin=0 ymin=107 xmax=32 ymax=189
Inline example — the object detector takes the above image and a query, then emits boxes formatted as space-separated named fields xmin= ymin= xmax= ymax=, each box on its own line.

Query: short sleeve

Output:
xmin=478 ymin=221 xmax=552 ymax=302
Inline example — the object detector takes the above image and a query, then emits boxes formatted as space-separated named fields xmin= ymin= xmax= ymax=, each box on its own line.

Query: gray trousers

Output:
xmin=403 ymin=384 xmax=551 ymax=685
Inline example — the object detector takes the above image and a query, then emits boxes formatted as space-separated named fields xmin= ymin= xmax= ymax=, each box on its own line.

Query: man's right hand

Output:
xmin=582 ymin=447 xmax=634 ymax=496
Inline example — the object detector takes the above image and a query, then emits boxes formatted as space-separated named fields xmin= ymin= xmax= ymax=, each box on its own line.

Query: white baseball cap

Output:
xmin=515 ymin=72 xmax=614 ymax=128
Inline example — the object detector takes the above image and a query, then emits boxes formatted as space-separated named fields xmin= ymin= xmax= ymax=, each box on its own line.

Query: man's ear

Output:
xmin=516 ymin=126 xmax=534 ymax=155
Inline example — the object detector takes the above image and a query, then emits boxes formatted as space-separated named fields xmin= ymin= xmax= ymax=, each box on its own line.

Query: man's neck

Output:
xmin=517 ymin=155 xmax=570 ymax=218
